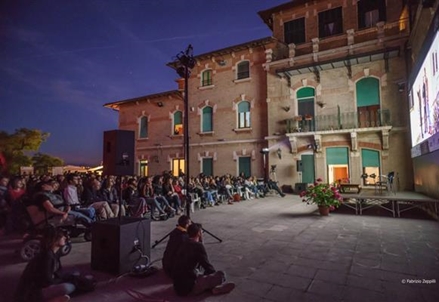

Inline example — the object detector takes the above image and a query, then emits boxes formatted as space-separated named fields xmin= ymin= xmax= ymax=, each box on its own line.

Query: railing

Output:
xmin=270 ymin=19 xmax=409 ymax=63
xmin=286 ymin=109 xmax=391 ymax=133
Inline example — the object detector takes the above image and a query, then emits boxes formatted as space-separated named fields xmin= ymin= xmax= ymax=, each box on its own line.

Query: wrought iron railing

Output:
xmin=286 ymin=109 xmax=391 ymax=133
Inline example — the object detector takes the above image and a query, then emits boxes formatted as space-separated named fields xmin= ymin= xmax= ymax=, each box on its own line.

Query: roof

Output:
xmin=103 ymin=89 xmax=182 ymax=111
xmin=258 ymin=0 xmax=311 ymax=30
xmin=166 ymin=36 xmax=275 ymax=69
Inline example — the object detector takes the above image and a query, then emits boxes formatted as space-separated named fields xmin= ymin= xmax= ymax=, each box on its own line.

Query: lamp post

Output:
xmin=175 ymin=45 xmax=196 ymax=218
xmin=260 ymin=148 xmax=269 ymax=183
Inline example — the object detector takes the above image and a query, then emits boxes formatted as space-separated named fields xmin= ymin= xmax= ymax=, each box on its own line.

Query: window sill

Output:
xmin=169 ymin=134 xmax=183 ymax=139
xmin=198 ymin=84 xmax=215 ymax=90
xmin=198 ymin=131 xmax=214 ymax=136
xmin=233 ymin=127 xmax=252 ymax=133
xmin=138 ymin=137 xmax=149 ymax=140
xmin=233 ymin=77 xmax=251 ymax=84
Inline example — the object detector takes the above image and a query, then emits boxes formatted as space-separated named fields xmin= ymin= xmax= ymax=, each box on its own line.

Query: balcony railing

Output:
xmin=286 ymin=109 xmax=391 ymax=133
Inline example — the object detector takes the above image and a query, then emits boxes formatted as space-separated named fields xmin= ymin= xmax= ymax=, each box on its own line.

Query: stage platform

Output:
xmin=340 ymin=190 xmax=439 ymax=220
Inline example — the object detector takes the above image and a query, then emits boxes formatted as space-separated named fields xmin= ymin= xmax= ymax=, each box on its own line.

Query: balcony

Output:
xmin=286 ymin=109 xmax=392 ymax=133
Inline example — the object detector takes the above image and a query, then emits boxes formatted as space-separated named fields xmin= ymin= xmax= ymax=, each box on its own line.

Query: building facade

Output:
xmin=104 ymin=0 xmax=424 ymax=192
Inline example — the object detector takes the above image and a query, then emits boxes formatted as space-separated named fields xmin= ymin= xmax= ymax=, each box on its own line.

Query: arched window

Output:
xmin=173 ymin=111 xmax=183 ymax=135
xmin=237 ymin=61 xmax=250 ymax=79
xmin=238 ymin=101 xmax=251 ymax=128
xmin=356 ymin=77 xmax=380 ymax=127
xmin=201 ymin=69 xmax=213 ymax=86
xmin=202 ymin=106 xmax=213 ymax=132
xmin=139 ymin=116 xmax=148 ymax=138
xmin=296 ymin=87 xmax=315 ymax=131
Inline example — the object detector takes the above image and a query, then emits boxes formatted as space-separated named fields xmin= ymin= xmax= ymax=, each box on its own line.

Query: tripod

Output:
xmin=151 ymin=44 xmax=222 ymax=249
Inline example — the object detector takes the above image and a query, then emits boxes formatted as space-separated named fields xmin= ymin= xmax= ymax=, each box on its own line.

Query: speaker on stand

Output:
xmin=91 ymin=130 xmax=152 ymax=275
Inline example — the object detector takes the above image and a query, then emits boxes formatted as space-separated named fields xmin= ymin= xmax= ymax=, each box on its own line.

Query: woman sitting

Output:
xmin=15 ymin=227 xmax=75 ymax=302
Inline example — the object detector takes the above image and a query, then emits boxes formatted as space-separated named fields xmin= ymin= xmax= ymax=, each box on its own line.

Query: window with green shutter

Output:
xmin=238 ymin=101 xmax=251 ymax=128
xmin=201 ymin=69 xmax=212 ymax=86
xmin=202 ymin=106 xmax=213 ymax=132
xmin=202 ymin=158 xmax=213 ymax=176
xmin=238 ymin=157 xmax=251 ymax=178
xmin=361 ymin=149 xmax=380 ymax=185
xmin=173 ymin=111 xmax=183 ymax=135
xmin=326 ymin=147 xmax=349 ymax=165
xmin=139 ymin=116 xmax=148 ymax=138
xmin=356 ymin=78 xmax=380 ymax=107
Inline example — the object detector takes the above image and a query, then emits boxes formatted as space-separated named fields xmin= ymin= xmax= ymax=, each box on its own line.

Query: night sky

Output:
xmin=0 ymin=0 xmax=287 ymax=166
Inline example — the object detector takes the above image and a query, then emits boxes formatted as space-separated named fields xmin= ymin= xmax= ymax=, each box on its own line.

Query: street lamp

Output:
xmin=260 ymin=148 xmax=269 ymax=183
xmin=175 ymin=45 xmax=195 ymax=218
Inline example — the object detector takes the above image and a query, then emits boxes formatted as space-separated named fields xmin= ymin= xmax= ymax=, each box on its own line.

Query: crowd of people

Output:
xmin=0 ymin=171 xmax=286 ymax=234
xmin=0 ymin=171 xmax=287 ymax=300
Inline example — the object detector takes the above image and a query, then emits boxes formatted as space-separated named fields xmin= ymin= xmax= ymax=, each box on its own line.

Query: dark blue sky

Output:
xmin=0 ymin=0 xmax=286 ymax=166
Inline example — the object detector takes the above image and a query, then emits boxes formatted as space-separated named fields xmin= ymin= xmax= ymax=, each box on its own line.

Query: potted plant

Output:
xmin=300 ymin=178 xmax=342 ymax=216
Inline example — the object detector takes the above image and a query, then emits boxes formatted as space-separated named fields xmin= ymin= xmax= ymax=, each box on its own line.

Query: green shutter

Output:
xmin=326 ymin=147 xmax=349 ymax=165
xmin=361 ymin=149 xmax=380 ymax=167
xmin=356 ymin=78 xmax=380 ymax=107
xmin=174 ymin=111 xmax=182 ymax=124
xmin=139 ymin=116 xmax=148 ymax=138
xmin=297 ymin=87 xmax=315 ymax=99
xmin=238 ymin=101 xmax=250 ymax=112
xmin=238 ymin=157 xmax=251 ymax=178
xmin=202 ymin=107 xmax=213 ymax=132
xmin=202 ymin=158 xmax=213 ymax=176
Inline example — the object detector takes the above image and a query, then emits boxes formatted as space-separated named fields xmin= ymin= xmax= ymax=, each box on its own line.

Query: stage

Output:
xmin=340 ymin=190 xmax=439 ymax=220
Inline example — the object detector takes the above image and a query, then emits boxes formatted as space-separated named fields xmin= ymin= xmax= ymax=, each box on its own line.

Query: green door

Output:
xmin=301 ymin=154 xmax=315 ymax=183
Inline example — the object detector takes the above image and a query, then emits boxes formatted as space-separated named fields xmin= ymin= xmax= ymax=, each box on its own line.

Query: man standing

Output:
xmin=162 ymin=215 xmax=190 ymax=276
xmin=171 ymin=223 xmax=235 ymax=296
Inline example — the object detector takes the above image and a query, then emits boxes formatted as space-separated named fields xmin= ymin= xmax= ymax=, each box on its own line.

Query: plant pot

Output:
xmin=318 ymin=205 xmax=330 ymax=216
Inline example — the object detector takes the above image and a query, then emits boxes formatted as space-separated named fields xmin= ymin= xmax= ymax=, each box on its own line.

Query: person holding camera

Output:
xmin=171 ymin=223 xmax=235 ymax=296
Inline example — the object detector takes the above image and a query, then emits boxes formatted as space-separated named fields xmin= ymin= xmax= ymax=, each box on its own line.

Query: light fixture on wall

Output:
xmin=316 ymin=101 xmax=326 ymax=108
xmin=157 ymin=101 xmax=164 ymax=107
xmin=277 ymin=148 xmax=282 ymax=159
xmin=282 ymin=106 xmax=290 ymax=112
xmin=307 ymin=140 xmax=320 ymax=152
xmin=397 ymin=82 xmax=405 ymax=93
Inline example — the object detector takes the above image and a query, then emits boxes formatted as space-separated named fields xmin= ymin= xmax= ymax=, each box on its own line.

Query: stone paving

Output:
xmin=1 ymin=194 xmax=439 ymax=302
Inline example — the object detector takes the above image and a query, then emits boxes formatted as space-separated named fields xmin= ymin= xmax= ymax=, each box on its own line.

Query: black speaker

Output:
xmin=296 ymin=160 xmax=303 ymax=172
xmin=91 ymin=217 xmax=150 ymax=275
xmin=103 ymin=130 xmax=135 ymax=176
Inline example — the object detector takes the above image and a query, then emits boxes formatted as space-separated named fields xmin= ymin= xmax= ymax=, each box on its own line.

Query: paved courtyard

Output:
xmin=1 ymin=194 xmax=439 ymax=302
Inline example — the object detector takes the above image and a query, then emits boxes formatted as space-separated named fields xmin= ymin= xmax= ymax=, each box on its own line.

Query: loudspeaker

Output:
xmin=295 ymin=183 xmax=307 ymax=193
xmin=296 ymin=160 xmax=303 ymax=172
xmin=103 ymin=130 xmax=135 ymax=176
xmin=91 ymin=217 xmax=150 ymax=275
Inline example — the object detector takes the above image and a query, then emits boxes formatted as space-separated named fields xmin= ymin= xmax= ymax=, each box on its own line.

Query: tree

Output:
xmin=0 ymin=128 xmax=51 ymax=175
xmin=32 ymin=153 xmax=64 ymax=175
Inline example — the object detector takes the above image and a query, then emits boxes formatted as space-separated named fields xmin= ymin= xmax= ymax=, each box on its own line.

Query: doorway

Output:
xmin=301 ymin=154 xmax=315 ymax=183
xmin=328 ymin=165 xmax=349 ymax=183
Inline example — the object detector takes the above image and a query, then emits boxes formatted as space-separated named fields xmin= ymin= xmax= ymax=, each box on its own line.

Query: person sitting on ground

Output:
xmin=14 ymin=227 xmax=75 ymax=302
xmin=171 ymin=223 xmax=235 ymax=297
xmin=162 ymin=215 xmax=191 ymax=277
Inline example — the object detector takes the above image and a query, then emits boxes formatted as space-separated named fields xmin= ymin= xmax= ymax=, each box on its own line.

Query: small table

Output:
xmin=339 ymin=184 xmax=362 ymax=194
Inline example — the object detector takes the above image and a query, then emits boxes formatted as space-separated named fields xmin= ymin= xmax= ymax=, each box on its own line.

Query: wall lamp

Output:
xmin=260 ymin=148 xmax=269 ymax=154
xmin=307 ymin=140 xmax=320 ymax=152
xmin=157 ymin=101 xmax=164 ymax=107
xmin=397 ymin=82 xmax=405 ymax=93
xmin=276 ymin=148 xmax=282 ymax=159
